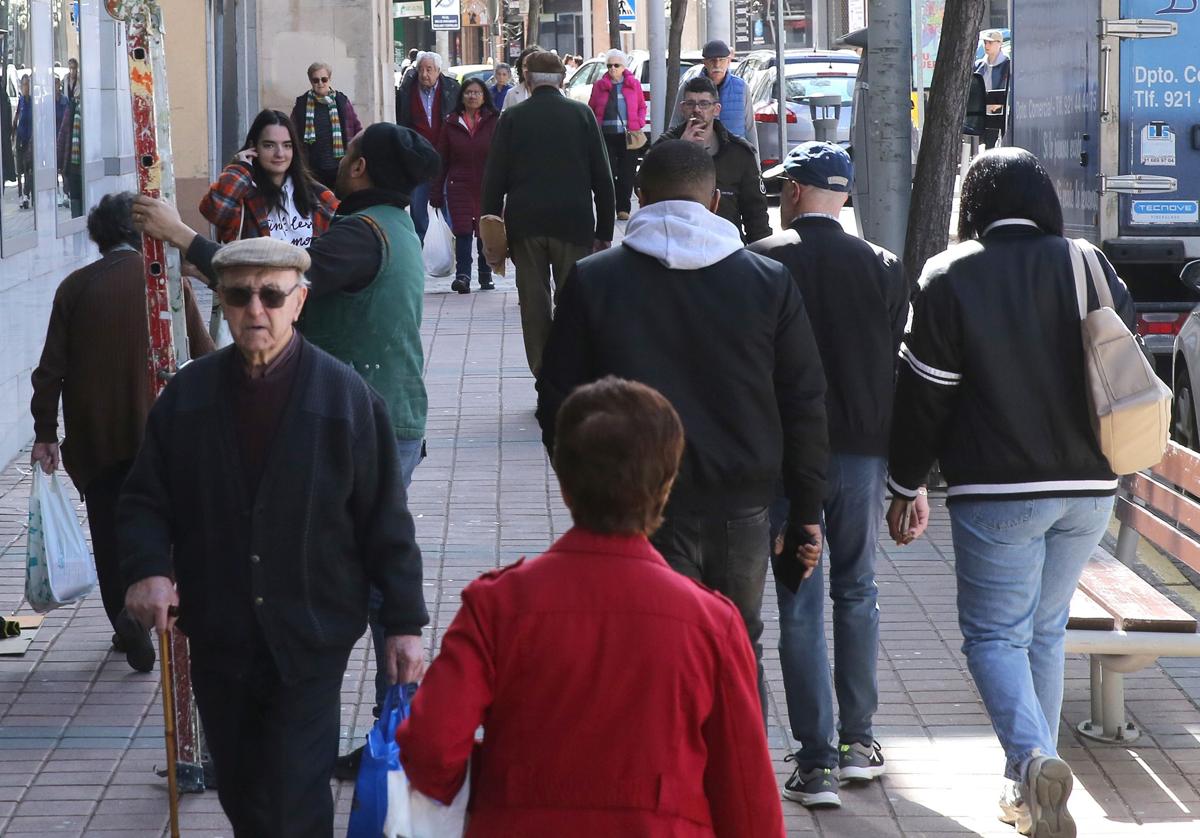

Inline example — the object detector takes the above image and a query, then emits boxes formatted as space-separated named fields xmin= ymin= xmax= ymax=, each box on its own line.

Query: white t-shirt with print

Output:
xmin=266 ymin=177 xmax=315 ymax=248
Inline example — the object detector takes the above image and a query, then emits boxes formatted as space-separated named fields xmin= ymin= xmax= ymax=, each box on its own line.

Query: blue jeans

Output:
xmin=367 ymin=437 xmax=425 ymax=710
xmin=455 ymin=233 xmax=491 ymax=283
xmin=951 ymin=495 xmax=1113 ymax=781
xmin=410 ymin=182 xmax=431 ymax=243
xmin=773 ymin=454 xmax=885 ymax=769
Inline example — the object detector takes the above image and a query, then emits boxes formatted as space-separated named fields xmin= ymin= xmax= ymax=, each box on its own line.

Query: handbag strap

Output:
xmin=1070 ymin=238 xmax=1115 ymax=318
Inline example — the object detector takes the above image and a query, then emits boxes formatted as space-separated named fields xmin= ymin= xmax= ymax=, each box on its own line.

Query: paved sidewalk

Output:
xmin=1 ymin=286 xmax=1199 ymax=836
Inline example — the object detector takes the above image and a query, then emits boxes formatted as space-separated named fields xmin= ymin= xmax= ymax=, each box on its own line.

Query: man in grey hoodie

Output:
xmin=536 ymin=140 xmax=829 ymax=719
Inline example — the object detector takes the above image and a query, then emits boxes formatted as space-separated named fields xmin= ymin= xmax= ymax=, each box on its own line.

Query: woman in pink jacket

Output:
xmin=588 ymin=49 xmax=646 ymax=221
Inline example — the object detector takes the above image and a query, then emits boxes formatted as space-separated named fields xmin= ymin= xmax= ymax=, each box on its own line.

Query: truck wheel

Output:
xmin=1173 ymin=365 xmax=1199 ymax=451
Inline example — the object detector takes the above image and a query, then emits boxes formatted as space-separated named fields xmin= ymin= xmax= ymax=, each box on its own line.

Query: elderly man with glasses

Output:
xmin=657 ymin=75 xmax=770 ymax=243
xmin=118 ymin=237 xmax=427 ymax=837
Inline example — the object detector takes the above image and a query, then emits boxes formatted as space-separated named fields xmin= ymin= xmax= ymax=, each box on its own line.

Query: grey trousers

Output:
xmin=510 ymin=236 xmax=591 ymax=375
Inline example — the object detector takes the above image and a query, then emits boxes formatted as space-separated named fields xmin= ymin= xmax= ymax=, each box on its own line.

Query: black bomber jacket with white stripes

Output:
xmin=887 ymin=220 xmax=1136 ymax=503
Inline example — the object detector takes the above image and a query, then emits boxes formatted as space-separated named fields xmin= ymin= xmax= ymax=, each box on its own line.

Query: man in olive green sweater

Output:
xmin=481 ymin=51 xmax=616 ymax=376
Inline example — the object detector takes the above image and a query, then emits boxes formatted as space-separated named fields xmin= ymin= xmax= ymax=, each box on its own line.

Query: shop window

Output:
xmin=1 ymin=0 xmax=37 ymax=248
xmin=53 ymin=0 xmax=84 ymax=224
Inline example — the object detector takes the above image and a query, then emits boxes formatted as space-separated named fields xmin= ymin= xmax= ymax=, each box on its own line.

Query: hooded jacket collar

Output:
xmin=621 ymin=200 xmax=744 ymax=270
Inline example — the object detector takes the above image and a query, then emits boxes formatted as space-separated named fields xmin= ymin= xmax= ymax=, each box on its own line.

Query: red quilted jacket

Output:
xmin=433 ymin=109 xmax=499 ymax=237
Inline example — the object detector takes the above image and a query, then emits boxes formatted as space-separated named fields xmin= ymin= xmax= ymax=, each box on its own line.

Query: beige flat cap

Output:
xmin=211 ymin=237 xmax=311 ymax=274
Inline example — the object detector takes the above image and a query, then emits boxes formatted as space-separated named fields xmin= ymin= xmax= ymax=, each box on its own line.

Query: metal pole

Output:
xmin=648 ymin=0 xmax=667 ymax=136
xmin=811 ymin=0 xmax=824 ymax=49
xmin=581 ymin=0 xmax=592 ymax=61
xmin=775 ymin=0 xmax=786 ymax=162
xmin=706 ymin=0 xmax=731 ymax=43
xmin=864 ymin=0 xmax=913 ymax=256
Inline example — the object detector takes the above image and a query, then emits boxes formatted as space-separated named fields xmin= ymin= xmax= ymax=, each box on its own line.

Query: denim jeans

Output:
xmin=409 ymin=181 xmax=431 ymax=243
xmin=454 ymin=232 xmax=491 ymax=284
xmin=772 ymin=454 xmax=885 ymax=769
xmin=950 ymin=495 xmax=1113 ymax=781
xmin=367 ymin=437 xmax=425 ymax=710
xmin=651 ymin=506 xmax=771 ymax=723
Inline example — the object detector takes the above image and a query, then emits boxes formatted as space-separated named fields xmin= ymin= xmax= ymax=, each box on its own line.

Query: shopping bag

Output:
xmin=25 ymin=468 xmax=97 ymax=613
xmin=383 ymin=755 xmax=470 ymax=838
xmin=423 ymin=209 xmax=455 ymax=278
xmin=348 ymin=683 xmax=415 ymax=838
xmin=478 ymin=215 xmax=508 ymax=276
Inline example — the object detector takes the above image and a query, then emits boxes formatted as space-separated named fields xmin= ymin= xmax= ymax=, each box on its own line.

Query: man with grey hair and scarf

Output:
xmin=396 ymin=50 xmax=460 ymax=241
xmin=119 ymin=236 xmax=427 ymax=836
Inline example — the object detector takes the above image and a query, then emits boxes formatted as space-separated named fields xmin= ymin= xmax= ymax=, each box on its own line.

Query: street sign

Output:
xmin=432 ymin=0 xmax=461 ymax=30
xmin=393 ymin=0 xmax=424 ymax=16
xmin=618 ymin=0 xmax=635 ymax=23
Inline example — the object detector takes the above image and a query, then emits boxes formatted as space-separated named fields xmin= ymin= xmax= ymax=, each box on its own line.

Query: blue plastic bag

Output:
xmin=348 ymin=683 xmax=416 ymax=838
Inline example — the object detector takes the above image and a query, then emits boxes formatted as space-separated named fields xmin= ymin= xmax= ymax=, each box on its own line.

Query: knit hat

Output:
xmin=211 ymin=238 xmax=312 ymax=274
xmin=358 ymin=123 xmax=441 ymax=194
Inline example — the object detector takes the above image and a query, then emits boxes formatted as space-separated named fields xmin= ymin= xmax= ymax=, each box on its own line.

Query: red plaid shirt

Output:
xmin=200 ymin=162 xmax=338 ymax=243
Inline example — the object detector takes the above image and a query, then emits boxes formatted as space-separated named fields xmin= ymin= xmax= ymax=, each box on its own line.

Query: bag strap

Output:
xmin=1068 ymin=239 xmax=1089 ymax=320
xmin=1080 ymin=242 xmax=1115 ymax=310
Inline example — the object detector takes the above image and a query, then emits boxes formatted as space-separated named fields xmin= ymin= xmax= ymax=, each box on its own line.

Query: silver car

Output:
xmin=746 ymin=57 xmax=857 ymax=171
xmin=1170 ymin=262 xmax=1200 ymax=448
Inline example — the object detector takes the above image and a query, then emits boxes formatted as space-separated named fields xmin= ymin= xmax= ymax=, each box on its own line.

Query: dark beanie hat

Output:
xmin=358 ymin=123 xmax=441 ymax=194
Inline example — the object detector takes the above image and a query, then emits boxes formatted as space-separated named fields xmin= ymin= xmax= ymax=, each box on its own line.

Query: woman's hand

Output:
xmin=233 ymin=148 xmax=257 ymax=166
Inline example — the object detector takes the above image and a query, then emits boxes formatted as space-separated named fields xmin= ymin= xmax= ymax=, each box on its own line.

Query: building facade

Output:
xmin=0 ymin=0 xmax=135 ymax=467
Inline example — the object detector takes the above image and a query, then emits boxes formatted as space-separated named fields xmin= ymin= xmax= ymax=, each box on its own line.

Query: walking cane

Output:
xmin=159 ymin=628 xmax=181 ymax=838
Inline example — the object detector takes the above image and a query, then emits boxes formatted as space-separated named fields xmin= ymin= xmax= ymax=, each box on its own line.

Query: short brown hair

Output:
xmin=553 ymin=377 xmax=685 ymax=535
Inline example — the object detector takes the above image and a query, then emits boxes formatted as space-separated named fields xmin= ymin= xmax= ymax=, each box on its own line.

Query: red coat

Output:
xmin=588 ymin=69 xmax=648 ymax=132
xmin=433 ymin=109 xmax=499 ymax=236
xmin=396 ymin=528 xmax=784 ymax=838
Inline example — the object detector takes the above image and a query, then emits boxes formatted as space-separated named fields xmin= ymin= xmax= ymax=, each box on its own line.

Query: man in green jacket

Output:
xmin=481 ymin=50 xmax=616 ymax=377
xmin=132 ymin=122 xmax=440 ymax=776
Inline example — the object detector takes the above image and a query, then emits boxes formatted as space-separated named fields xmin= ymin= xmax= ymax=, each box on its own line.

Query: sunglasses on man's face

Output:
xmin=220 ymin=283 xmax=302 ymax=309
xmin=311 ymin=76 xmax=329 ymax=84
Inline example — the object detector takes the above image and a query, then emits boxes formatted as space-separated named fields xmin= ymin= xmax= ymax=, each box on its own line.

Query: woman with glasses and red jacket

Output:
xmin=587 ymin=49 xmax=646 ymax=221
xmin=432 ymin=79 xmax=500 ymax=294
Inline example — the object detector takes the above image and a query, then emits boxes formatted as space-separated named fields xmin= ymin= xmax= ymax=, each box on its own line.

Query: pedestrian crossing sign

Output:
xmin=618 ymin=0 xmax=635 ymax=22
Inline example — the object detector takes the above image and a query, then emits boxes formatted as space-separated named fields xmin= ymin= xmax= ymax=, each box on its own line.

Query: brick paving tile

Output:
xmin=1 ymin=285 xmax=1198 ymax=835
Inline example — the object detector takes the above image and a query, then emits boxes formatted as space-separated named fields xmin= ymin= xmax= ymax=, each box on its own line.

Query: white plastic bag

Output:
xmin=423 ymin=209 xmax=455 ymax=278
xmin=382 ymin=760 xmax=469 ymax=838
xmin=25 ymin=468 xmax=97 ymax=613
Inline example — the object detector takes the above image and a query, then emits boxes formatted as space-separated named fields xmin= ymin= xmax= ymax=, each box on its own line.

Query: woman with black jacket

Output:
xmin=886 ymin=149 xmax=1136 ymax=838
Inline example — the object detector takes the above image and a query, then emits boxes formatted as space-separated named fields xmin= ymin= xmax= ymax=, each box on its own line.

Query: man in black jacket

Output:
xmin=750 ymin=142 xmax=912 ymax=809
xmin=658 ymin=76 xmax=770 ymax=243
xmin=119 ymin=238 xmax=427 ymax=837
xmin=537 ymin=140 xmax=828 ymax=719
xmin=481 ymin=51 xmax=615 ymax=376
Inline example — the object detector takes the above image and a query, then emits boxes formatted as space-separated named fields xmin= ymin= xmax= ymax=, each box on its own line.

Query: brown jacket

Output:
xmin=30 ymin=248 xmax=214 ymax=491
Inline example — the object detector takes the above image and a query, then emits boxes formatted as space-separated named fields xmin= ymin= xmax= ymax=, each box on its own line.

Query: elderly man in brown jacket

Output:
xmin=30 ymin=191 xmax=213 ymax=673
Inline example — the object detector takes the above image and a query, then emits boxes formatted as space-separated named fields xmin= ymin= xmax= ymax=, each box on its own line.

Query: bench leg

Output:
xmin=1076 ymin=655 xmax=1142 ymax=744
xmin=1115 ymin=524 xmax=1140 ymax=565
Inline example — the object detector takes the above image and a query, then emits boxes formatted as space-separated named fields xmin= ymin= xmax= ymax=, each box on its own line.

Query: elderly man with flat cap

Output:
xmin=118 ymin=237 xmax=427 ymax=837
xmin=133 ymin=124 xmax=436 ymax=773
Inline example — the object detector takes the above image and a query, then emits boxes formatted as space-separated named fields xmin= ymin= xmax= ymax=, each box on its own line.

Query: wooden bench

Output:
xmin=1064 ymin=441 xmax=1200 ymax=743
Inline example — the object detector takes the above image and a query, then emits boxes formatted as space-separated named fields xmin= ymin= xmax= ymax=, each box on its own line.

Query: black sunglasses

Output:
xmin=607 ymin=63 xmax=622 ymax=68
xmin=310 ymin=76 xmax=329 ymax=84
xmin=220 ymin=283 xmax=302 ymax=309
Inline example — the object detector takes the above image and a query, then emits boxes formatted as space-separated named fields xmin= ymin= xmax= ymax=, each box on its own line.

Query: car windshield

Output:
xmin=784 ymin=72 xmax=855 ymax=104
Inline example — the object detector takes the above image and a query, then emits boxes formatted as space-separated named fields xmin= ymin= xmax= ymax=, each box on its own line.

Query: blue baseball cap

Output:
xmin=762 ymin=141 xmax=854 ymax=193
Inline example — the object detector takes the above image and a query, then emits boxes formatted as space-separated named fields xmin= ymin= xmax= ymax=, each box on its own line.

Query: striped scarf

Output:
xmin=304 ymin=91 xmax=344 ymax=158
xmin=69 ymin=109 xmax=82 ymax=166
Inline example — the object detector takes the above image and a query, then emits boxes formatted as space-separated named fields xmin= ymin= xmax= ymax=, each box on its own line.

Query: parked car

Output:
xmin=447 ymin=63 xmax=495 ymax=85
xmin=565 ymin=50 xmax=706 ymax=107
xmin=747 ymin=54 xmax=858 ymax=179
xmin=1170 ymin=262 xmax=1200 ymax=449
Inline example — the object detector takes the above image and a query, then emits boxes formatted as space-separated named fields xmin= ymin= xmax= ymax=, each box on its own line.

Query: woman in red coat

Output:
xmin=588 ymin=49 xmax=647 ymax=221
xmin=396 ymin=377 xmax=784 ymax=838
xmin=432 ymin=79 xmax=499 ymax=294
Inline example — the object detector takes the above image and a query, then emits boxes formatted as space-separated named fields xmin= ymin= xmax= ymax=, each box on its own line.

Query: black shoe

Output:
xmin=451 ymin=275 xmax=470 ymax=294
xmin=114 ymin=610 xmax=156 ymax=673
xmin=111 ymin=632 xmax=126 ymax=653
xmin=478 ymin=276 xmax=494 ymax=290
xmin=333 ymin=745 xmax=364 ymax=781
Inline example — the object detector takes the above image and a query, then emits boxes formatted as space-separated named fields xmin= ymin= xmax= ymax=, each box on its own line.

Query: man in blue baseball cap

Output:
xmin=751 ymin=141 xmax=919 ymax=810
